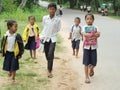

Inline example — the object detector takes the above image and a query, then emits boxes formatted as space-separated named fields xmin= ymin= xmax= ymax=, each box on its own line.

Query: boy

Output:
xmin=68 ymin=17 xmax=82 ymax=58
xmin=40 ymin=3 xmax=61 ymax=78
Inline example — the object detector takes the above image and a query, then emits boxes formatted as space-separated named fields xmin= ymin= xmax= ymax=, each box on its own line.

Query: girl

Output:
xmin=68 ymin=17 xmax=82 ymax=58
xmin=82 ymin=14 xmax=100 ymax=83
xmin=23 ymin=16 xmax=39 ymax=60
xmin=1 ymin=20 xmax=24 ymax=83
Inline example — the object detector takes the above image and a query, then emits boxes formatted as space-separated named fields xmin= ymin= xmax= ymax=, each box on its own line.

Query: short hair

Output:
xmin=28 ymin=15 xmax=36 ymax=21
xmin=47 ymin=3 xmax=57 ymax=10
xmin=7 ymin=20 xmax=17 ymax=29
xmin=85 ymin=13 xmax=95 ymax=20
xmin=75 ymin=17 xmax=81 ymax=22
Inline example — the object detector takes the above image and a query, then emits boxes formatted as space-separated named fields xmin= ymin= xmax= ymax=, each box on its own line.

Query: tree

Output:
xmin=0 ymin=0 xmax=2 ymax=12
xmin=69 ymin=0 xmax=75 ymax=8
xmin=18 ymin=0 xmax=27 ymax=9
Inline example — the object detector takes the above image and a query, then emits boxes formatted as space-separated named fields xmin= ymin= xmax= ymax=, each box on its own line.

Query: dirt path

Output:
xmin=45 ymin=30 xmax=84 ymax=90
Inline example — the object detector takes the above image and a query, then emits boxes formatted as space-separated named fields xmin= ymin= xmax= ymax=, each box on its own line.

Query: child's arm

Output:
xmin=89 ymin=32 xmax=100 ymax=40
xmin=68 ymin=32 xmax=72 ymax=39
xmin=22 ymin=26 xmax=29 ymax=42
xmin=16 ymin=34 xmax=24 ymax=59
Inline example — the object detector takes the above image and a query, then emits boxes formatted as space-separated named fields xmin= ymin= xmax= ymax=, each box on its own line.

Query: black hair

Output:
xmin=28 ymin=15 xmax=36 ymax=21
xmin=7 ymin=20 xmax=17 ymax=29
xmin=85 ymin=14 xmax=94 ymax=20
xmin=47 ymin=3 xmax=57 ymax=10
xmin=75 ymin=17 xmax=81 ymax=22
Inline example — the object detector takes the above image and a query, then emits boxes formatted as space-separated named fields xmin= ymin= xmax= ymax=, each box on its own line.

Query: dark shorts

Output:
xmin=72 ymin=40 xmax=80 ymax=49
xmin=25 ymin=36 xmax=36 ymax=50
xmin=83 ymin=48 xmax=97 ymax=66
xmin=3 ymin=51 xmax=19 ymax=71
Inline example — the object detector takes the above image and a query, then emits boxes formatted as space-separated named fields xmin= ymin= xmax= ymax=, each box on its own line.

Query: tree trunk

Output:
xmin=0 ymin=0 xmax=2 ymax=12
xmin=69 ymin=0 xmax=75 ymax=8
xmin=94 ymin=0 xmax=100 ymax=12
xmin=18 ymin=0 xmax=27 ymax=9
xmin=113 ymin=0 xmax=118 ymax=15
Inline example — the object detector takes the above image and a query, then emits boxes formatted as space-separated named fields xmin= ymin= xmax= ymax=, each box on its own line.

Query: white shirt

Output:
xmin=40 ymin=15 xmax=61 ymax=43
xmin=70 ymin=25 xmax=82 ymax=41
xmin=29 ymin=26 xmax=35 ymax=37
xmin=6 ymin=31 xmax=16 ymax=52
xmin=87 ymin=6 xmax=91 ymax=11
xmin=82 ymin=25 xmax=99 ymax=50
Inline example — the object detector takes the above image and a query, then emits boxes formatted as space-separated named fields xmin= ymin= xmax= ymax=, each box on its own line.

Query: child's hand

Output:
xmin=18 ymin=56 xmax=22 ymax=59
xmin=94 ymin=32 xmax=100 ymax=38
xmin=68 ymin=37 xmax=71 ymax=40
xmin=0 ymin=53 xmax=3 ymax=57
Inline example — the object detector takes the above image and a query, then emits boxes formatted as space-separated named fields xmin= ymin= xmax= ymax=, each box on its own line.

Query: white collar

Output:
xmin=47 ymin=15 xmax=57 ymax=20
xmin=6 ymin=30 xmax=16 ymax=37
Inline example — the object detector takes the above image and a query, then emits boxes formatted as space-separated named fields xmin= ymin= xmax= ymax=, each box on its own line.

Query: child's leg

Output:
xmin=73 ymin=49 xmax=75 ymax=55
xmin=33 ymin=50 xmax=36 ymax=59
xmin=85 ymin=65 xmax=90 ymax=83
xmin=30 ymin=50 xmax=33 ymax=58
xmin=8 ymin=71 xmax=12 ymax=77
xmin=75 ymin=49 xmax=79 ymax=57
xmin=89 ymin=65 xmax=95 ymax=77
xmin=11 ymin=71 xmax=16 ymax=84
xmin=75 ymin=40 xmax=80 ymax=57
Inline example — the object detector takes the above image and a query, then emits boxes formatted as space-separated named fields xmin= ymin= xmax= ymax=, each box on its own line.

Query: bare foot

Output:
xmin=85 ymin=78 xmax=91 ymax=84
xmin=89 ymin=69 xmax=94 ymax=77
xmin=48 ymin=73 xmax=53 ymax=78
xmin=11 ymin=79 xmax=16 ymax=84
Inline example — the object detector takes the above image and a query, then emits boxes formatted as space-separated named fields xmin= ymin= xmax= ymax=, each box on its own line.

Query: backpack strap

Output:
xmin=72 ymin=25 xmax=82 ymax=33
xmin=71 ymin=25 xmax=74 ymax=32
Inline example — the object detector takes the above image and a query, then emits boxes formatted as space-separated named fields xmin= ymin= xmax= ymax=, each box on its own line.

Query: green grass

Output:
xmin=0 ymin=52 xmax=50 ymax=90
xmin=0 ymin=6 xmax=48 ymax=22
xmin=56 ymin=34 xmax=64 ymax=52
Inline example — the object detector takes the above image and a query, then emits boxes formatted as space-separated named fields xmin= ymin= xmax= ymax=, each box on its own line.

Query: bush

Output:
xmin=0 ymin=6 xmax=48 ymax=22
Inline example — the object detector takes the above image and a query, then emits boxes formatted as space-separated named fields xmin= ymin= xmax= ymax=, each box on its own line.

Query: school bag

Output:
xmin=71 ymin=25 xmax=83 ymax=40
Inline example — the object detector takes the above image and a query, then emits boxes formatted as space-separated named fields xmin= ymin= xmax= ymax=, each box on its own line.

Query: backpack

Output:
xmin=71 ymin=25 xmax=82 ymax=35
xmin=71 ymin=25 xmax=83 ymax=40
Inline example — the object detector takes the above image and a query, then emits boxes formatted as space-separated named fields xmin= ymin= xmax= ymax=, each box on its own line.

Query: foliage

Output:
xmin=0 ymin=6 xmax=48 ymax=22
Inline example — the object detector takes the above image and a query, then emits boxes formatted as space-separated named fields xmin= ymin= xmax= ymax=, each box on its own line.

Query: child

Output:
xmin=59 ymin=5 xmax=63 ymax=16
xmin=23 ymin=16 xmax=39 ymax=60
xmin=68 ymin=17 xmax=82 ymax=58
xmin=40 ymin=3 xmax=61 ymax=78
xmin=0 ymin=20 xmax=24 ymax=83
xmin=82 ymin=14 xmax=100 ymax=83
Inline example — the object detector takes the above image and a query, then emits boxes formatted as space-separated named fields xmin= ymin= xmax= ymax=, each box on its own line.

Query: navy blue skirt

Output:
xmin=25 ymin=36 xmax=36 ymax=50
xmin=83 ymin=48 xmax=97 ymax=66
xmin=3 ymin=51 xmax=19 ymax=71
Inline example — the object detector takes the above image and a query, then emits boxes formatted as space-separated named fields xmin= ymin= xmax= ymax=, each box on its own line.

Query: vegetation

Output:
xmin=47 ymin=0 xmax=120 ymax=16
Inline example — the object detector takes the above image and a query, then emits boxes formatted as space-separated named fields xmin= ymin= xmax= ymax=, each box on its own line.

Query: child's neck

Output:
xmin=30 ymin=23 xmax=34 ymax=26
xmin=75 ymin=24 xmax=79 ymax=27
xmin=50 ymin=14 xmax=55 ymax=19
xmin=87 ymin=24 xmax=93 ymax=26
xmin=9 ymin=30 xmax=14 ymax=35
